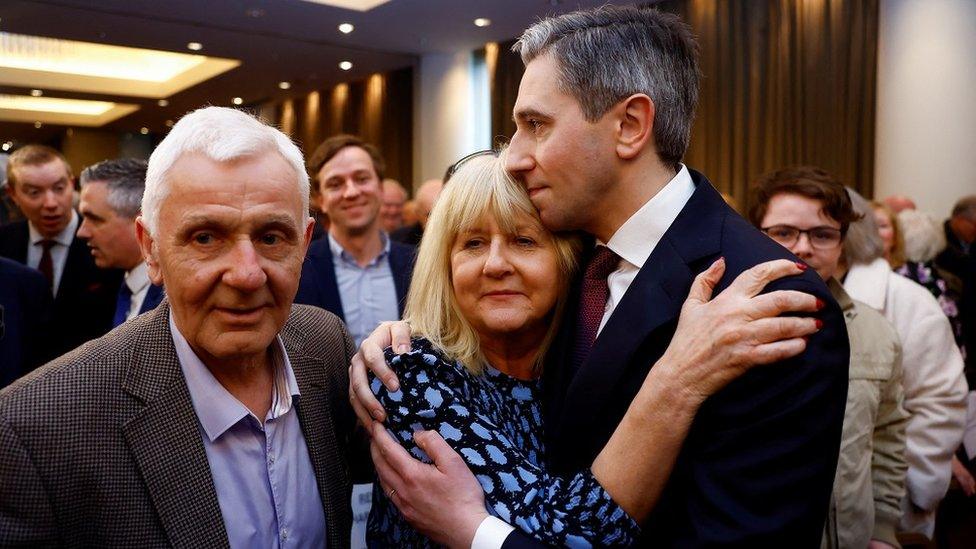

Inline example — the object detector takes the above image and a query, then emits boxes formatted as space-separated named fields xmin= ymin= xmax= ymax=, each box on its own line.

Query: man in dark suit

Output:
xmin=0 ymin=256 xmax=51 ymax=388
xmin=351 ymin=6 xmax=849 ymax=548
xmin=296 ymin=134 xmax=415 ymax=347
xmin=0 ymin=144 xmax=120 ymax=358
xmin=77 ymin=158 xmax=164 ymax=326
xmin=0 ymin=107 xmax=362 ymax=546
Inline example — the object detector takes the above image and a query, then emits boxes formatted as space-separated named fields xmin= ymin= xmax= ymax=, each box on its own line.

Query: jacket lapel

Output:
xmin=139 ymin=283 xmax=165 ymax=314
xmin=388 ymin=242 xmax=416 ymax=317
xmin=287 ymin=335 xmax=351 ymax=549
xmin=308 ymin=240 xmax=345 ymax=321
xmin=550 ymin=172 xmax=728 ymax=455
xmin=120 ymin=302 xmax=230 ymax=548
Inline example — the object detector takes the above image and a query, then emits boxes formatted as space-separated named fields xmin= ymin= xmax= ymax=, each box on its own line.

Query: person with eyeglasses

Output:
xmin=749 ymin=165 xmax=910 ymax=549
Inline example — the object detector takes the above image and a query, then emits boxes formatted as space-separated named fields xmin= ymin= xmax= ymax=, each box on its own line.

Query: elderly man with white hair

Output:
xmin=0 ymin=107 xmax=360 ymax=547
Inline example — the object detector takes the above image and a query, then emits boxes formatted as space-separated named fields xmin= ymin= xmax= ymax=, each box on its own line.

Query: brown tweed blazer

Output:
xmin=0 ymin=301 xmax=358 ymax=548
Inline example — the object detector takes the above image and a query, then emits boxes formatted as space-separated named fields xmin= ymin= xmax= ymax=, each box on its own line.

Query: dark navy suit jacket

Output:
xmin=504 ymin=171 xmax=849 ymax=548
xmin=293 ymin=236 xmax=416 ymax=321
xmin=0 ymin=257 xmax=52 ymax=388
xmin=0 ymin=219 xmax=121 ymax=360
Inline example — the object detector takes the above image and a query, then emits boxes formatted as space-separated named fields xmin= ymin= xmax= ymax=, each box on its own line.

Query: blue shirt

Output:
xmin=328 ymin=233 xmax=400 ymax=347
xmin=171 ymin=314 xmax=327 ymax=549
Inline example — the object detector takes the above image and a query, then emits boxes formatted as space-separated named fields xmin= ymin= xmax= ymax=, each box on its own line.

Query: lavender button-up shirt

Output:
xmin=171 ymin=314 xmax=327 ymax=548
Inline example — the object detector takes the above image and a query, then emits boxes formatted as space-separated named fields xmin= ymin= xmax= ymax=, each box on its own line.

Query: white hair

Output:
xmin=898 ymin=209 xmax=947 ymax=263
xmin=141 ymin=106 xmax=309 ymax=235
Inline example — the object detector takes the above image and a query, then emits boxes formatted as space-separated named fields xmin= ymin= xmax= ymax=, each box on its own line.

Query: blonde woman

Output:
xmin=365 ymin=150 xmax=821 ymax=547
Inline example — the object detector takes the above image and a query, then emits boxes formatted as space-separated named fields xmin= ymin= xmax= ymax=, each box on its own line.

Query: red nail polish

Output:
xmin=815 ymin=319 xmax=823 ymax=329
xmin=816 ymin=298 xmax=825 ymax=310
xmin=795 ymin=261 xmax=808 ymax=271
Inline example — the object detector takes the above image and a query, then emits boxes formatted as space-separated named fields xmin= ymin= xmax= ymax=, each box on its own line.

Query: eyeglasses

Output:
xmin=761 ymin=225 xmax=843 ymax=249
xmin=444 ymin=149 xmax=499 ymax=183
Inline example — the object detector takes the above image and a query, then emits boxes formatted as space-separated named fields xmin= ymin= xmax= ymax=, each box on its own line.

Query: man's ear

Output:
xmin=303 ymin=216 xmax=315 ymax=254
xmin=135 ymin=216 xmax=163 ymax=285
xmin=614 ymin=94 xmax=655 ymax=161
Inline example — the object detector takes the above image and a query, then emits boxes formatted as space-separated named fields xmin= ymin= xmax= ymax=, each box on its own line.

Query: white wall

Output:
xmin=412 ymin=51 xmax=490 ymax=188
xmin=875 ymin=0 xmax=976 ymax=219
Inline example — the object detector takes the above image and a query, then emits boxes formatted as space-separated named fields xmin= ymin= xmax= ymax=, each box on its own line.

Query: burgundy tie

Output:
xmin=571 ymin=246 xmax=620 ymax=371
xmin=37 ymin=239 xmax=56 ymax=288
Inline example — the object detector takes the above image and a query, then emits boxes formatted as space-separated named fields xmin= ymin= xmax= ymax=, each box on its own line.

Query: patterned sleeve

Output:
xmin=370 ymin=342 xmax=641 ymax=548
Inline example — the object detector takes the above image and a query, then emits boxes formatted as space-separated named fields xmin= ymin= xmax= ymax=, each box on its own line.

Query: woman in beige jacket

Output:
xmin=750 ymin=166 xmax=910 ymax=548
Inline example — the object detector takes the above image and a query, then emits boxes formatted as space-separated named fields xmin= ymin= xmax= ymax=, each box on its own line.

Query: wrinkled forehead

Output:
xmin=12 ymin=158 xmax=70 ymax=187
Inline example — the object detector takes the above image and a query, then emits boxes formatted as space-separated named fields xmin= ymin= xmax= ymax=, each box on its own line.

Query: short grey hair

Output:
xmin=142 ymin=107 xmax=308 ymax=235
xmin=899 ymin=209 xmax=947 ymax=263
xmin=80 ymin=158 xmax=147 ymax=219
xmin=843 ymin=187 xmax=886 ymax=265
xmin=514 ymin=5 xmax=700 ymax=169
xmin=951 ymin=195 xmax=976 ymax=220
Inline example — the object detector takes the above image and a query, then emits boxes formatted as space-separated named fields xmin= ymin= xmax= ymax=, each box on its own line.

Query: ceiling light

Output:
xmin=278 ymin=81 xmax=291 ymax=90
xmin=30 ymin=89 xmax=43 ymax=97
xmin=140 ymin=127 xmax=149 ymax=135
xmin=157 ymin=99 xmax=169 ymax=107
xmin=0 ymin=94 xmax=140 ymax=127
xmin=474 ymin=18 xmax=491 ymax=27
xmin=34 ymin=121 xmax=42 ymax=128
xmin=245 ymin=7 xmax=266 ymax=18
xmin=2 ymin=142 xmax=11 ymax=152
xmin=232 ymin=97 xmax=243 ymax=105
xmin=338 ymin=23 xmax=355 ymax=34
xmin=165 ymin=119 xmax=174 ymax=127
xmin=299 ymin=0 xmax=391 ymax=11
xmin=339 ymin=61 xmax=353 ymax=71
xmin=0 ymin=32 xmax=239 ymax=99
xmin=186 ymin=42 xmax=203 ymax=51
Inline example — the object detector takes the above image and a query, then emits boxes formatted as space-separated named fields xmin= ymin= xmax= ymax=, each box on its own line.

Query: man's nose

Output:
xmin=342 ymin=179 xmax=361 ymax=199
xmin=790 ymin=232 xmax=815 ymax=256
xmin=42 ymin=190 xmax=60 ymax=209
xmin=505 ymin=132 xmax=535 ymax=176
xmin=223 ymin=239 xmax=267 ymax=290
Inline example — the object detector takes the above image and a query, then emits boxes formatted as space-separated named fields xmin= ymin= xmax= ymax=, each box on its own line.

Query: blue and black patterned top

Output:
xmin=366 ymin=337 xmax=640 ymax=548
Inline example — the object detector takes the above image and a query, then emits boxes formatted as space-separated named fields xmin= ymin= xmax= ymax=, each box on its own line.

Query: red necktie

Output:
xmin=37 ymin=239 xmax=56 ymax=289
xmin=571 ymin=246 xmax=620 ymax=371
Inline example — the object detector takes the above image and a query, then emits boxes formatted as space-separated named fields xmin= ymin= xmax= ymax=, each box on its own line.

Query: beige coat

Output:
xmin=822 ymin=279 xmax=909 ymax=549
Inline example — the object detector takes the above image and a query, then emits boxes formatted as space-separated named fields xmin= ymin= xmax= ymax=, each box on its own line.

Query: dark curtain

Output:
xmin=487 ymin=1 xmax=878 ymax=206
xmin=658 ymin=0 xmax=878 ymax=206
xmin=264 ymin=66 xmax=414 ymax=187
xmin=488 ymin=39 xmax=524 ymax=147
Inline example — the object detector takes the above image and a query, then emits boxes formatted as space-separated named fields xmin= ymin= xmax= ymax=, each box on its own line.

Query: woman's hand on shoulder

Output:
xmin=653 ymin=258 xmax=823 ymax=410
xmin=349 ymin=320 xmax=414 ymax=425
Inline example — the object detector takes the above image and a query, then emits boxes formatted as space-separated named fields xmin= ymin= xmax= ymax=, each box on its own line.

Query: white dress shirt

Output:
xmin=472 ymin=165 xmax=696 ymax=549
xmin=123 ymin=261 xmax=153 ymax=321
xmin=27 ymin=210 xmax=78 ymax=296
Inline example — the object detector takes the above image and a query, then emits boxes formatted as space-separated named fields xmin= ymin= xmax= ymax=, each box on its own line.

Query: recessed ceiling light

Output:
xmin=2 ymin=142 xmax=11 ymax=151
xmin=30 ymin=89 xmax=43 ymax=97
xmin=186 ymin=42 xmax=203 ymax=51
xmin=338 ymin=23 xmax=354 ymax=34
xmin=34 ymin=121 xmax=42 ymax=128
xmin=339 ymin=61 xmax=353 ymax=71
xmin=232 ymin=97 xmax=243 ymax=105
xmin=0 ymin=32 xmax=239 ymax=99
xmin=140 ymin=127 xmax=149 ymax=135
xmin=245 ymin=7 xmax=266 ymax=18
xmin=157 ymin=99 xmax=169 ymax=107
xmin=278 ymin=81 xmax=291 ymax=90
xmin=165 ymin=119 xmax=174 ymax=127
xmin=474 ymin=18 xmax=491 ymax=27
xmin=0 ymin=94 xmax=139 ymax=126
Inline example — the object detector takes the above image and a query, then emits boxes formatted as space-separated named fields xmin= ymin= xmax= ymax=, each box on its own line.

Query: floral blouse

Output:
xmin=366 ymin=337 xmax=640 ymax=548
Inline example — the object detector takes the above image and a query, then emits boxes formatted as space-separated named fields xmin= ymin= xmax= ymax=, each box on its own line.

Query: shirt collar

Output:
xmin=124 ymin=261 xmax=152 ymax=295
xmin=28 ymin=210 xmax=78 ymax=247
xmin=327 ymin=231 xmax=391 ymax=266
xmin=169 ymin=312 xmax=301 ymax=442
xmin=603 ymin=164 xmax=695 ymax=269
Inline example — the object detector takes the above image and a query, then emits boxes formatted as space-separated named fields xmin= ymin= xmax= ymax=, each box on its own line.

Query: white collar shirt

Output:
xmin=124 ymin=261 xmax=153 ymax=321
xmin=598 ymin=165 xmax=695 ymax=334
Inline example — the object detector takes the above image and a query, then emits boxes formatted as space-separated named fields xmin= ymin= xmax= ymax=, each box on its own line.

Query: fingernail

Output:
xmin=795 ymin=261 xmax=808 ymax=271
xmin=815 ymin=319 xmax=823 ymax=329
xmin=397 ymin=344 xmax=410 ymax=354
xmin=815 ymin=298 xmax=825 ymax=310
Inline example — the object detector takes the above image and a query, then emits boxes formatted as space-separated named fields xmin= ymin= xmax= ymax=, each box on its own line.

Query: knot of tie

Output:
xmin=39 ymin=239 xmax=57 ymax=252
xmin=583 ymin=246 xmax=620 ymax=281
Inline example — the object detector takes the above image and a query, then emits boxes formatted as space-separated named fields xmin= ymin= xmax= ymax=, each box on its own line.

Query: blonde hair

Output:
xmin=404 ymin=149 xmax=581 ymax=375
xmin=871 ymin=201 xmax=906 ymax=268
